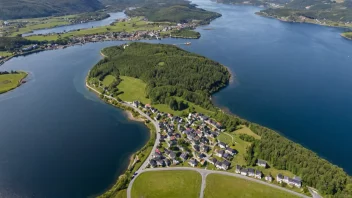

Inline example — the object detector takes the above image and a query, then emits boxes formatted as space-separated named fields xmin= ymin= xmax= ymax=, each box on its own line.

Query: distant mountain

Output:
xmin=0 ymin=0 xmax=103 ymax=20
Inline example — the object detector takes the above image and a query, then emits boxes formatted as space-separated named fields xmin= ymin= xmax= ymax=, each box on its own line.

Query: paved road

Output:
xmin=127 ymin=167 xmax=310 ymax=198
xmin=86 ymin=83 xmax=310 ymax=198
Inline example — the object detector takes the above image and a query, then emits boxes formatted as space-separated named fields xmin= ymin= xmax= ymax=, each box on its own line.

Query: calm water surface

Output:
xmin=23 ymin=12 xmax=126 ymax=37
xmin=0 ymin=0 xmax=352 ymax=197
xmin=0 ymin=43 xmax=149 ymax=198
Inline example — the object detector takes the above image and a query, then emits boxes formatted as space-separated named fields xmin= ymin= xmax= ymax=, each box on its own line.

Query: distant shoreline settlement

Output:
xmin=0 ymin=17 xmax=199 ymax=66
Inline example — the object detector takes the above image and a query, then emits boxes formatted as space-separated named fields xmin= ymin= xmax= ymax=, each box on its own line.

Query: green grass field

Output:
xmin=102 ymin=75 xmax=116 ymax=87
xmin=131 ymin=170 xmax=201 ymax=198
xmin=342 ymin=32 xmax=352 ymax=39
xmin=114 ymin=189 xmax=127 ymax=198
xmin=0 ymin=51 xmax=13 ymax=57
xmin=117 ymin=76 xmax=150 ymax=104
xmin=117 ymin=76 xmax=213 ymax=116
xmin=0 ymin=72 xmax=27 ymax=94
xmin=217 ymin=126 xmax=296 ymax=181
xmin=204 ymin=174 xmax=299 ymax=198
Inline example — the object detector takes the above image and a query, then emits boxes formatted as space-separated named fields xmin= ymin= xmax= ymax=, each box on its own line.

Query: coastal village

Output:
xmin=129 ymin=100 xmax=303 ymax=189
xmin=0 ymin=17 xmax=197 ymax=65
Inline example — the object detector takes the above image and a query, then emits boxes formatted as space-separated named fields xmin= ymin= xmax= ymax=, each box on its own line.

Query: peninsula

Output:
xmin=87 ymin=43 xmax=352 ymax=198
xmin=0 ymin=71 xmax=27 ymax=94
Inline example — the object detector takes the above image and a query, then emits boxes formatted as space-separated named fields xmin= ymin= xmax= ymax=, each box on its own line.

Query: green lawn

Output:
xmin=0 ymin=51 xmax=13 ymax=57
xmin=342 ymin=32 xmax=352 ymax=39
xmin=102 ymin=75 xmax=116 ymax=87
xmin=131 ymin=170 xmax=201 ymax=198
xmin=0 ymin=72 xmax=27 ymax=94
xmin=117 ymin=76 xmax=213 ymax=116
xmin=236 ymin=126 xmax=261 ymax=140
xmin=117 ymin=76 xmax=150 ymax=104
xmin=114 ymin=189 xmax=127 ymax=198
xmin=204 ymin=174 xmax=299 ymax=198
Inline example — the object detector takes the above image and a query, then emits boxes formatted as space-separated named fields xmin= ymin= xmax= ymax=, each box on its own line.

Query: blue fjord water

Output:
xmin=0 ymin=0 xmax=352 ymax=197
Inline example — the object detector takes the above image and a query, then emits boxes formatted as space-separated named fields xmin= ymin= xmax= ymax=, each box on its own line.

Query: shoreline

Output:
xmin=85 ymin=79 xmax=157 ymax=197
xmin=0 ymin=71 xmax=28 ymax=94
xmin=124 ymin=110 xmax=144 ymax=122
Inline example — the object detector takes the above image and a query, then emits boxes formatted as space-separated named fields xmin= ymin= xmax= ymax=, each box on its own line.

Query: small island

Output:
xmin=0 ymin=70 xmax=27 ymax=94
xmin=86 ymin=43 xmax=352 ymax=198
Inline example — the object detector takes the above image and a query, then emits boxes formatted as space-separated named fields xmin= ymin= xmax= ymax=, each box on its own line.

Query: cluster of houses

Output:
xmin=277 ymin=174 xmax=302 ymax=188
xmin=131 ymin=101 xmax=303 ymax=189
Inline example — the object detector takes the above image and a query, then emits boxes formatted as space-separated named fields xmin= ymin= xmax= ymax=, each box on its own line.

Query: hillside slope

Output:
xmin=0 ymin=0 xmax=103 ymax=20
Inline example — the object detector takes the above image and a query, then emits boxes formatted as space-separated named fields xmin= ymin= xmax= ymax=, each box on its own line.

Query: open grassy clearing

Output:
xmin=0 ymin=51 xmax=13 ymax=57
xmin=116 ymin=76 xmax=214 ymax=116
xmin=114 ymin=189 xmax=127 ymax=198
xmin=236 ymin=125 xmax=261 ymax=139
xmin=102 ymin=75 xmax=116 ymax=87
xmin=131 ymin=170 xmax=201 ymax=198
xmin=204 ymin=174 xmax=299 ymax=198
xmin=0 ymin=72 xmax=27 ymax=94
xmin=117 ymin=76 xmax=150 ymax=104
xmin=217 ymin=127 xmax=296 ymax=182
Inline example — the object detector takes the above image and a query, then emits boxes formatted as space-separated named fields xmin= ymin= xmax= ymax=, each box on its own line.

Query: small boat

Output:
xmin=185 ymin=42 xmax=191 ymax=45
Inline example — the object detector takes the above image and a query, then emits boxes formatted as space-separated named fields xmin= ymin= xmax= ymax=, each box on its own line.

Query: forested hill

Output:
xmin=89 ymin=42 xmax=230 ymax=110
xmin=217 ymin=0 xmax=352 ymax=24
xmin=0 ymin=0 xmax=103 ymax=20
xmin=125 ymin=0 xmax=221 ymax=24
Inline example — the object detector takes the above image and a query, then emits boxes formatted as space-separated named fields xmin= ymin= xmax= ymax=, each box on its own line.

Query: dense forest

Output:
xmin=89 ymin=42 xmax=230 ymax=110
xmin=212 ymin=109 xmax=352 ymax=197
xmin=125 ymin=0 xmax=221 ymax=24
xmin=0 ymin=0 xmax=103 ymax=19
xmin=0 ymin=37 xmax=39 ymax=51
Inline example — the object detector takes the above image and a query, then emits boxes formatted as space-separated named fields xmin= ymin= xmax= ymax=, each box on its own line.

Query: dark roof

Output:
xmin=257 ymin=159 xmax=267 ymax=164
xmin=277 ymin=174 xmax=284 ymax=179
xmin=293 ymin=176 xmax=301 ymax=182
xmin=189 ymin=158 xmax=197 ymax=165
xmin=169 ymin=151 xmax=176 ymax=158
xmin=248 ymin=168 xmax=255 ymax=173
xmin=217 ymin=150 xmax=225 ymax=154
xmin=211 ymin=158 xmax=218 ymax=163
xmin=223 ymin=160 xmax=231 ymax=166
xmin=256 ymin=170 xmax=262 ymax=175
xmin=241 ymin=168 xmax=248 ymax=173
xmin=236 ymin=165 xmax=241 ymax=170
xmin=215 ymin=161 xmax=222 ymax=166
xmin=149 ymin=159 xmax=157 ymax=166
xmin=180 ymin=153 xmax=188 ymax=159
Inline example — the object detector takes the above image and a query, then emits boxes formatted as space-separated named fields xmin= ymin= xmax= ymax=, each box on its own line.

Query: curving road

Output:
xmin=86 ymin=83 xmax=309 ymax=198
xmin=86 ymin=83 xmax=161 ymax=169
xmin=127 ymin=167 xmax=310 ymax=198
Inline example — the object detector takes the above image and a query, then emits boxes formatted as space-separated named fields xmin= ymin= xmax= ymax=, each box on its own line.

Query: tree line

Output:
xmin=89 ymin=42 xmax=230 ymax=110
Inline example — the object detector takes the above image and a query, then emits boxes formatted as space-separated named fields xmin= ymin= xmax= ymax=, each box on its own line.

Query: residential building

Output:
xmin=226 ymin=147 xmax=237 ymax=156
xmin=248 ymin=168 xmax=255 ymax=177
xmin=265 ymin=175 xmax=273 ymax=182
xmin=222 ymin=160 xmax=231 ymax=170
xmin=180 ymin=152 xmax=188 ymax=161
xmin=188 ymin=158 xmax=198 ymax=167
xmin=235 ymin=165 xmax=241 ymax=174
xmin=277 ymin=174 xmax=284 ymax=183
xmin=257 ymin=159 xmax=267 ymax=168
xmin=241 ymin=168 xmax=248 ymax=176
xmin=255 ymin=170 xmax=262 ymax=179
xmin=218 ymin=142 xmax=227 ymax=149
